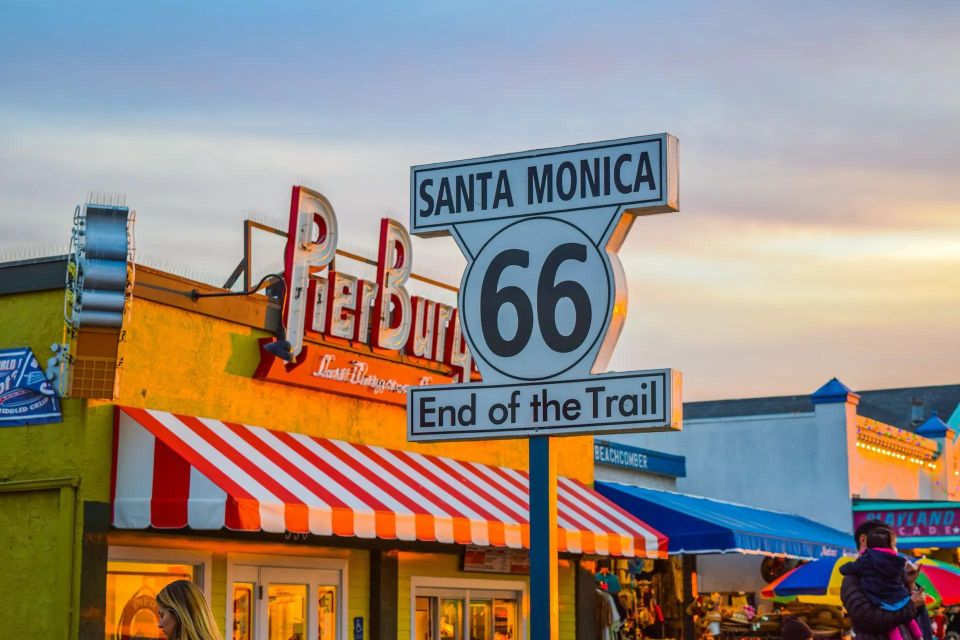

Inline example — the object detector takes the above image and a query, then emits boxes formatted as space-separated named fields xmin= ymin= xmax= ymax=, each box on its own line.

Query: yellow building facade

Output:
xmin=0 ymin=212 xmax=662 ymax=640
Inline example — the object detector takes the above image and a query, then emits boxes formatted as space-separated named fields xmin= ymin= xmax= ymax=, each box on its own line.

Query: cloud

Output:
xmin=1 ymin=2 xmax=957 ymax=399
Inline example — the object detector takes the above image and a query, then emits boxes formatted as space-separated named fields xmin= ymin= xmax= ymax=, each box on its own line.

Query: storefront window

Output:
xmin=469 ymin=599 xmax=489 ymax=639
xmin=415 ymin=597 xmax=437 ymax=640
xmin=232 ymin=582 xmax=254 ymax=640
xmin=469 ymin=599 xmax=517 ymax=640
xmin=415 ymin=590 xmax=519 ymax=640
xmin=492 ymin=599 xmax=516 ymax=640
xmin=317 ymin=586 xmax=336 ymax=640
xmin=104 ymin=560 xmax=198 ymax=640
xmin=267 ymin=583 xmax=307 ymax=640
xmin=440 ymin=598 xmax=463 ymax=640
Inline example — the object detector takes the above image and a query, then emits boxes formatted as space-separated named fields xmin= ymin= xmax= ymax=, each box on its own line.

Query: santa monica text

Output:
xmin=410 ymin=137 xmax=669 ymax=231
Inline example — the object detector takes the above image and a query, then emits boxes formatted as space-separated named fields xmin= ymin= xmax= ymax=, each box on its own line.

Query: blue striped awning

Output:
xmin=595 ymin=482 xmax=856 ymax=560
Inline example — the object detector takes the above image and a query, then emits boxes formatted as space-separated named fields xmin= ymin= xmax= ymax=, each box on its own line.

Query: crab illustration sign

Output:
xmin=407 ymin=134 xmax=683 ymax=441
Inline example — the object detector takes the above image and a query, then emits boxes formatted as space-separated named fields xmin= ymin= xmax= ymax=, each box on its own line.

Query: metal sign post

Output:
xmin=408 ymin=134 xmax=682 ymax=639
xmin=529 ymin=434 xmax=559 ymax=637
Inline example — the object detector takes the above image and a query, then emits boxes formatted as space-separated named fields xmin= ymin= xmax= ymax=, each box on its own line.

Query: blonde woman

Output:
xmin=156 ymin=579 xmax=223 ymax=640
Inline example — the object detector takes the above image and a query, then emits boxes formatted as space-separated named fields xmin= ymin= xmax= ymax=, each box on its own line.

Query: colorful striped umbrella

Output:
xmin=761 ymin=555 xmax=960 ymax=607
xmin=761 ymin=556 xmax=852 ymax=605
xmin=915 ymin=558 xmax=960 ymax=605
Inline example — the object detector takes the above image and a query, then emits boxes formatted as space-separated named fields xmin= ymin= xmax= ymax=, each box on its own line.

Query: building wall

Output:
xmin=0 ymin=290 xmax=116 ymax=638
xmin=849 ymin=448 xmax=933 ymax=500
xmin=607 ymin=402 xmax=855 ymax=532
xmin=0 ymin=283 xmax=595 ymax=638
xmin=0 ymin=489 xmax=61 ymax=637
xmin=594 ymin=465 xmax=679 ymax=491
xmin=112 ymin=296 xmax=593 ymax=483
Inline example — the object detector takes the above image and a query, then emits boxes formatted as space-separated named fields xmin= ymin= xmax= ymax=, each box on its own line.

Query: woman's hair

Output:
xmin=156 ymin=580 xmax=223 ymax=640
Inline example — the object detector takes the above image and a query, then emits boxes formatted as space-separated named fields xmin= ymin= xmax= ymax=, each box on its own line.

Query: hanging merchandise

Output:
xmin=596 ymin=585 xmax=622 ymax=640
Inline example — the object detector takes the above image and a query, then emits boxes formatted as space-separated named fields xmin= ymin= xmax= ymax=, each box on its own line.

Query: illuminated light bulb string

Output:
xmin=931 ymin=452 xmax=960 ymax=500
xmin=855 ymin=419 xmax=939 ymax=470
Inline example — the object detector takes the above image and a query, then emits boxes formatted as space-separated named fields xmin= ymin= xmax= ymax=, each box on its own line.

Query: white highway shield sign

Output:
xmin=408 ymin=133 xmax=682 ymax=440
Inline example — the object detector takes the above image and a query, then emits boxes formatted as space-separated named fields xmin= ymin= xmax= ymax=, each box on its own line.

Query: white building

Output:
xmin=601 ymin=379 xmax=960 ymax=534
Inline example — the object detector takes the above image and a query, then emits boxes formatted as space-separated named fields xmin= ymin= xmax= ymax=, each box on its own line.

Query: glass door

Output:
xmin=261 ymin=569 xmax=309 ymax=640
xmin=230 ymin=565 xmax=340 ymax=640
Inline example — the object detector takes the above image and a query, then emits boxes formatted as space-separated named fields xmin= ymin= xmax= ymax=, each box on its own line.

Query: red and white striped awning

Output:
xmin=111 ymin=406 xmax=667 ymax=558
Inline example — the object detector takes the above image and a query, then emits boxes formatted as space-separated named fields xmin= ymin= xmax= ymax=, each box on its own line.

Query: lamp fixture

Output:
xmin=190 ymin=273 xmax=294 ymax=362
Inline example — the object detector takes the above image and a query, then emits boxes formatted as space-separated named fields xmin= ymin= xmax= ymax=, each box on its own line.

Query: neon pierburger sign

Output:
xmin=279 ymin=186 xmax=475 ymax=383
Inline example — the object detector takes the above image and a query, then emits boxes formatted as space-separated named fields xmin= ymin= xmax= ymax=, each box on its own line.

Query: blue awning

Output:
xmin=595 ymin=482 xmax=856 ymax=559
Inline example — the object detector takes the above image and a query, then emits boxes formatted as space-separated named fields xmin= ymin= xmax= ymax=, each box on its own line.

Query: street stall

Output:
xmin=595 ymin=482 xmax=856 ymax=640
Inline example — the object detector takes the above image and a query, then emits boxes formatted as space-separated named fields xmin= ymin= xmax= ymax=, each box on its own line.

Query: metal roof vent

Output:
xmin=911 ymin=397 xmax=925 ymax=427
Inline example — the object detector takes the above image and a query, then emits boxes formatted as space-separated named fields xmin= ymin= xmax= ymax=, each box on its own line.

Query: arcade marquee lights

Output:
xmin=855 ymin=441 xmax=938 ymax=468
xmin=855 ymin=417 xmax=940 ymax=468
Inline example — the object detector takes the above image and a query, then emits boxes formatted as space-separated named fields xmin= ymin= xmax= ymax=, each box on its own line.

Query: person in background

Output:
xmin=782 ymin=616 xmax=814 ymax=640
xmin=156 ymin=579 xmax=223 ymax=640
xmin=904 ymin=563 xmax=933 ymax=640
xmin=840 ymin=525 xmax=923 ymax=640
xmin=841 ymin=520 xmax=925 ymax=640
xmin=930 ymin=607 xmax=947 ymax=640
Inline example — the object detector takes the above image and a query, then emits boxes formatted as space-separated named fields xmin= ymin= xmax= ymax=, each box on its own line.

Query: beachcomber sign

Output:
xmin=594 ymin=440 xmax=686 ymax=478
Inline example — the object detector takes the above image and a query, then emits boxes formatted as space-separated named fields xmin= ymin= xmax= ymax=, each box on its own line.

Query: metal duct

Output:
xmin=75 ymin=310 xmax=124 ymax=328
xmin=79 ymin=290 xmax=125 ymax=313
xmin=81 ymin=259 xmax=127 ymax=289
xmin=84 ymin=207 xmax=129 ymax=260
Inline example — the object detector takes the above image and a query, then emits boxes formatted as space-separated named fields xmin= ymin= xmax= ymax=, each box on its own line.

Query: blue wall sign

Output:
xmin=594 ymin=439 xmax=686 ymax=478
xmin=0 ymin=348 xmax=62 ymax=426
xmin=353 ymin=616 xmax=363 ymax=640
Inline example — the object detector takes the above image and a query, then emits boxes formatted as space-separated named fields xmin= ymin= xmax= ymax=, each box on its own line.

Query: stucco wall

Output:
xmin=849 ymin=447 xmax=932 ymax=500
xmin=606 ymin=402 xmax=855 ymax=532
xmin=0 ymin=290 xmax=116 ymax=638
xmin=0 ymin=490 xmax=61 ymax=636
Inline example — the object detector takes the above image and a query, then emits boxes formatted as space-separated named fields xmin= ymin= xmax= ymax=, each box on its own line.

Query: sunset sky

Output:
xmin=1 ymin=2 xmax=958 ymax=400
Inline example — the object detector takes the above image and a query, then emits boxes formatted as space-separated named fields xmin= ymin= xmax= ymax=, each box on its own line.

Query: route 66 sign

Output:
xmin=407 ymin=134 xmax=683 ymax=441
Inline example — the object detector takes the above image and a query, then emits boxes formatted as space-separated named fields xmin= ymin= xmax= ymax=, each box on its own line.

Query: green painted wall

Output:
xmin=0 ymin=290 xmax=114 ymax=639
xmin=0 ymin=490 xmax=60 ymax=636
